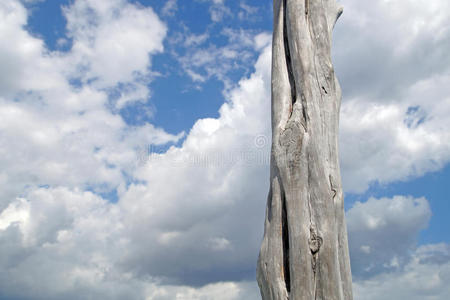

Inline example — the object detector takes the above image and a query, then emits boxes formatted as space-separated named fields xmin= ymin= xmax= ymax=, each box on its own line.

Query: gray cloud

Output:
xmin=353 ymin=243 xmax=450 ymax=300
xmin=346 ymin=195 xmax=431 ymax=279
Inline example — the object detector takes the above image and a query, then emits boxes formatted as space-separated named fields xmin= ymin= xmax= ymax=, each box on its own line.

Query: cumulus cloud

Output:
xmin=340 ymin=91 xmax=450 ymax=192
xmin=0 ymin=187 xmax=258 ymax=300
xmin=334 ymin=0 xmax=450 ymax=100
xmin=0 ymin=0 xmax=64 ymax=96
xmin=334 ymin=0 xmax=450 ymax=192
xmin=62 ymin=0 xmax=167 ymax=108
xmin=0 ymin=187 xmax=130 ymax=300
xmin=0 ymin=0 xmax=181 ymax=212
xmin=117 ymin=45 xmax=272 ymax=285
xmin=0 ymin=0 xmax=272 ymax=297
xmin=1 ymin=0 xmax=450 ymax=299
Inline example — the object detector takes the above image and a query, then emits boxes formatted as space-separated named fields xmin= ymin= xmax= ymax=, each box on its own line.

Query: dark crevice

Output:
xmin=281 ymin=3 xmax=292 ymax=291
xmin=267 ymin=186 xmax=273 ymax=222
xmin=283 ymin=0 xmax=308 ymax=131
xmin=336 ymin=7 xmax=343 ymax=24
xmin=309 ymin=224 xmax=321 ymax=299
xmin=329 ymin=175 xmax=337 ymax=200
xmin=300 ymin=93 xmax=308 ymax=131
xmin=281 ymin=185 xmax=290 ymax=294
xmin=283 ymin=0 xmax=297 ymax=110
xmin=322 ymin=86 xmax=328 ymax=94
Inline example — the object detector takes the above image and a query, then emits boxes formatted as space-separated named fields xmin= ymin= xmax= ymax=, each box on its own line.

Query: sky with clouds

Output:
xmin=0 ymin=0 xmax=449 ymax=299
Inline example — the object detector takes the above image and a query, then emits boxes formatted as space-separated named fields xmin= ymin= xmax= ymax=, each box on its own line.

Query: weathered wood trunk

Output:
xmin=256 ymin=0 xmax=353 ymax=299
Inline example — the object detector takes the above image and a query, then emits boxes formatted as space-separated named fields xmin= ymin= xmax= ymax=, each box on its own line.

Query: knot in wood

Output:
xmin=309 ymin=236 xmax=322 ymax=254
xmin=309 ymin=226 xmax=322 ymax=254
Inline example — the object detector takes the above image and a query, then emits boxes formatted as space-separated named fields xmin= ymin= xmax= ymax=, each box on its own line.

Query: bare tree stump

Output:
xmin=256 ymin=0 xmax=353 ymax=299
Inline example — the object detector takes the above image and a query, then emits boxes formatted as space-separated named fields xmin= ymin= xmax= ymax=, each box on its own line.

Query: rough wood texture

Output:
xmin=256 ymin=0 xmax=353 ymax=299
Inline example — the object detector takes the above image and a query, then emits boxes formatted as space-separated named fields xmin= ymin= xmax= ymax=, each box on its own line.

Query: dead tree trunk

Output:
xmin=257 ymin=0 xmax=352 ymax=299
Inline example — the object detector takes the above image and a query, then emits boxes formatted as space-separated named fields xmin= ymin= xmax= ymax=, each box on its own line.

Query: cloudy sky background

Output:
xmin=0 ymin=0 xmax=449 ymax=299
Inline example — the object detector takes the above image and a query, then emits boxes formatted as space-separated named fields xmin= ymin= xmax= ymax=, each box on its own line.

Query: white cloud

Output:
xmin=0 ymin=186 xmax=260 ymax=300
xmin=61 ymin=0 xmax=167 ymax=107
xmin=340 ymin=91 xmax=450 ymax=192
xmin=0 ymin=0 xmax=181 ymax=213
xmin=0 ymin=0 xmax=64 ymax=96
xmin=116 ymin=44 xmax=272 ymax=285
xmin=0 ymin=198 xmax=29 ymax=231
xmin=205 ymin=0 xmax=231 ymax=22
xmin=253 ymin=32 xmax=272 ymax=51
xmin=1 ymin=0 xmax=450 ymax=299
xmin=334 ymin=0 xmax=450 ymax=101
xmin=170 ymin=27 xmax=268 ymax=91
xmin=333 ymin=0 xmax=450 ymax=192
xmin=184 ymin=32 xmax=210 ymax=47
xmin=0 ymin=187 xmax=131 ymax=300
xmin=0 ymin=0 xmax=271 ymax=297
xmin=162 ymin=0 xmax=177 ymax=17
xmin=238 ymin=2 xmax=259 ymax=20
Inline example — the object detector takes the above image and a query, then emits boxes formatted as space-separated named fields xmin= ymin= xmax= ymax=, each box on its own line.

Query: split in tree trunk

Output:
xmin=256 ymin=0 xmax=353 ymax=299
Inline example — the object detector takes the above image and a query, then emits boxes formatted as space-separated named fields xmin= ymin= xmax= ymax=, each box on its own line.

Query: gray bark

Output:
xmin=256 ymin=0 xmax=353 ymax=299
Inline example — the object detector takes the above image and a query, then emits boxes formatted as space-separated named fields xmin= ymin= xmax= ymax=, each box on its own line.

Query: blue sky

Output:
xmin=0 ymin=0 xmax=449 ymax=299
